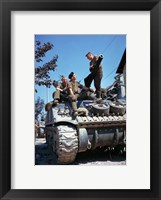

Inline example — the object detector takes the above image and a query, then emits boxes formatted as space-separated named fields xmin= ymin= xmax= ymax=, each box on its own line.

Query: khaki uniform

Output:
xmin=84 ymin=55 xmax=103 ymax=98
xmin=53 ymin=82 xmax=69 ymax=102
xmin=68 ymin=81 xmax=96 ymax=111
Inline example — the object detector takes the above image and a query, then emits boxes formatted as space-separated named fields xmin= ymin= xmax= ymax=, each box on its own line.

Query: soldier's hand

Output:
xmin=71 ymin=95 xmax=77 ymax=101
xmin=89 ymin=66 xmax=94 ymax=72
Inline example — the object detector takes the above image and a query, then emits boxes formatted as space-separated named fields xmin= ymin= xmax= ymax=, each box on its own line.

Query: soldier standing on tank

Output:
xmin=84 ymin=52 xmax=103 ymax=98
xmin=53 ymin=75 xmax=69 ymax=104
xmin=68 ymin=72 xmax=101 ymax=115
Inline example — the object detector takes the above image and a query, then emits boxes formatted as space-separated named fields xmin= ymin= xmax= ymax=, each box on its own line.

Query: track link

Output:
xmin=54 ymin=125 xmax=78 ymax=164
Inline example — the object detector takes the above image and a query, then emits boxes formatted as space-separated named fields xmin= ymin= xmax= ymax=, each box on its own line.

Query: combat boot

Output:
xmin=53 ymin=99 xmax=59 ymax=105
xmin=95 ymin=98 xmax=103 ymax=104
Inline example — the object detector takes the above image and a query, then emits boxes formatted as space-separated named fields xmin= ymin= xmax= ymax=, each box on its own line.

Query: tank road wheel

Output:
xmin=109 ymin=101 xmax=126 ymax=115
xmin=54 ymin=125 xmax=78 ymax=164
xmin=91 ymin=103 xmax=110 ymax=116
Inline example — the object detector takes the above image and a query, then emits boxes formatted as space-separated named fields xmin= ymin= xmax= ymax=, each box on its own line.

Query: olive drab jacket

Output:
xmin=89 ymin=55 xmax=103 ymax=76
xmin=68 ymin=81 xmax=83 ymax=94
xmin=54 ymin=82 xmax=69 ymax=100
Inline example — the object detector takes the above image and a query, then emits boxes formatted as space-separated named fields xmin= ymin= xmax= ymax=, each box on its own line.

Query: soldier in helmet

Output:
xmin=84 ymin=52 xmax=103 ymax=98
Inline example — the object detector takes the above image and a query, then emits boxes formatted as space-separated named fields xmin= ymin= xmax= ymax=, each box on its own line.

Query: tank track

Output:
xmin=54 ymin=125 xmax=78 ymax=164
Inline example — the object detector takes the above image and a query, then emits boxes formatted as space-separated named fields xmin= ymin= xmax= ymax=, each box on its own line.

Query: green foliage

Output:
xmin=35 ymin=41 xmax=58 ymax=88
xmin=35 ymin=96 xmax=45 ymax=121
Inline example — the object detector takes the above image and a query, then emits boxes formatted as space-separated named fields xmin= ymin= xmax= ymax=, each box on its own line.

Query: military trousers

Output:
xmin=68 ymin=91 xmax=96 ymax=112
xmin=84 ymin=72 xmax=103 ymax=98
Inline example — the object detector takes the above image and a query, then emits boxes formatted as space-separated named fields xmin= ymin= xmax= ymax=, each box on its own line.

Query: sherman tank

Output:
xmin=45 ymin=71 xmax=126 ymax=165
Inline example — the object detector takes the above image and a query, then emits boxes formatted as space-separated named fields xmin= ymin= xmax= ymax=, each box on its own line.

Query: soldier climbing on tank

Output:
xmin=84 ymin=52 xmax=103 ymax=98
xmin=53 ymin=75 xmax=69 ymax=104
xmin=68 ymin=72 xmax=102 ymax=116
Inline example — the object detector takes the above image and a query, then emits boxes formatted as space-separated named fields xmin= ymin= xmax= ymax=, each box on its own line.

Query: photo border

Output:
xmin=0 ymin=0 xmax=160 ymax=199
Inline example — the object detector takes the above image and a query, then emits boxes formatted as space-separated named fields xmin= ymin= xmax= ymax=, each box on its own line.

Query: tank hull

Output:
xmin=78 ymin=127 xmax=125 ymax=152
xmin=45 ymin=100 xmax=126 ymax=164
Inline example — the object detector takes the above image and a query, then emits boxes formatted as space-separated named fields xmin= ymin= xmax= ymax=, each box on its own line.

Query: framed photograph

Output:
xmin=0 ymin=0 xmax=160 ymax=199
xmin=35 ymin=34 xmax=126 ymax=167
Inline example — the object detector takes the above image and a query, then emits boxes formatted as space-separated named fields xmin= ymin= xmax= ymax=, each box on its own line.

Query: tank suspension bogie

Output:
xmin=78 ymin=127 xmax=126 ymax=152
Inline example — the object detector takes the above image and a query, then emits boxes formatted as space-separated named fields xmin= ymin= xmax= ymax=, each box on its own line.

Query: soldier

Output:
xmin=68 ymin=72 xmax=101 ymax=115
xmin=45 ymin=76 xmax=69 ymax=111
xmin=84 ymin=52 xmax=103 ymax=98
xmin=53 ymin=76 xmax=69 ymax=104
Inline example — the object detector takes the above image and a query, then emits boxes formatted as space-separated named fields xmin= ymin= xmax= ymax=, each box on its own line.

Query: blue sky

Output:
xmin=35 ymin=34 xmax=126 ymax=104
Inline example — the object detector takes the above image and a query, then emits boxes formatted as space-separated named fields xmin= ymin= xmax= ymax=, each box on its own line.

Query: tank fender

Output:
xmin=55 ymin=121 xmax=77 ymax=126
xmin=78 ymin=128 xmax=91 ymax=152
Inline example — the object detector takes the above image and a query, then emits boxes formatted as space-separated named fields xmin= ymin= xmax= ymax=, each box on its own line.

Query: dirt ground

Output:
xmin=35 ymin=138 xmax=126 ymax=166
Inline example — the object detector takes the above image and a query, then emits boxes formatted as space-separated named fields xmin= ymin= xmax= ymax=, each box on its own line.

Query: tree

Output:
xmin=35 ymin=96 xmax=45 ymax=121
xmin=35 ymin=40 xmax=58 ymax=89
